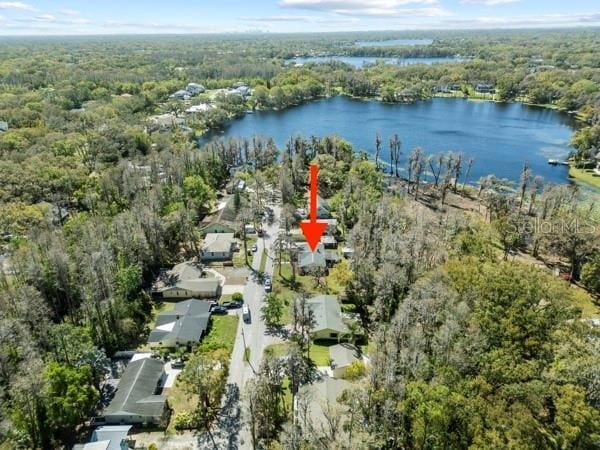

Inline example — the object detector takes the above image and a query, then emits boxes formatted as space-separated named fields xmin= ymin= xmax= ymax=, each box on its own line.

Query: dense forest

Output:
xmin=0 ymin=29 xmax=599 ymax=449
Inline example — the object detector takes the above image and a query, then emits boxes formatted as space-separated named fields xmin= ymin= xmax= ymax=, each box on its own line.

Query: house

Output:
xmin=169 ymin=89 xmax=191 ymax=100
xmin=150 ymin=113 xmax=185 ymax=130
xmin=201 ymin=222 xmax=236 ymax=235
xmin=152 ymin=262 xmax=221 ymax=299
xmin=316 ymin=195 xmax=332 ymax=219
xmin=73 ymin=425 xmax=132 ymax=450
xmin=595 ymin=152 xmax=600 ymax=175
xmin=297 ymin=243 xmax=326 ymax=274
xmin=329 ymin=343 xmax=361 ymax=378
xmin=200 ymin=233 xmax=237 ymax=261
xmin=297 ymin=243 xmax=339 ymax=275
xmin=475 ymin=83 xmax=495 ymax=94
xmin=0 ymin=121 xmax=8 ymax=133
xmin=322 ymin=218 xmax=338 ymax=236
xmin=320 ymin=235 xmax=337 ymax=249
xmin=186 ymin=83 xmax=205 ymax=95
xmin=244 ymin=224 xmax=256 ymax=235
xmin=305 ymin=295 xmax=349 ymax=340
xmin=342 ymin=247 xmax=354 ymax=259
xmin=102 ymin=358 xmax=168 ymax=426
xmin=185 ymin=103 xmax=212 ymax=114
xmin=148 ymin=299 xmax=212 ymax=349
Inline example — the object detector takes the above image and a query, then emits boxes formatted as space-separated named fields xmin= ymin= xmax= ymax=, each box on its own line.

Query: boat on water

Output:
xmin=548 ymin=159 xmax=570 ymax=166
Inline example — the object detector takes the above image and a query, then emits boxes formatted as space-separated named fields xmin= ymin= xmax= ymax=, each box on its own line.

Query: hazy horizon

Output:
xmin=0 ymin=0 xmax=599 ymax=36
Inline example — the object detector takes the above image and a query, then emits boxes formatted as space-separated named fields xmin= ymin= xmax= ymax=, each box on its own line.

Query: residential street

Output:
xmin=206 ymin=203 xmax=282 ymax=449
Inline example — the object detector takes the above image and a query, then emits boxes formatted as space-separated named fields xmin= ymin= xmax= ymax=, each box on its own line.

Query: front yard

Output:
xmin=166 ymin=314 xmax=239 ymax=433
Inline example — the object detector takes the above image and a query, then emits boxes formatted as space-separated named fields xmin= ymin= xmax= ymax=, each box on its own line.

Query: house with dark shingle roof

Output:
xmin=102 ymin=358 xmax=168 ymax=426
xmin=148 ymin=299 xmax=212 ymax=349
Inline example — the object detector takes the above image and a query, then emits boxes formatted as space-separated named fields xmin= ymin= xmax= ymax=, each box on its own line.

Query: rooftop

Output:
xmin=306 ymin=295 xmax=348 ymax=334
xmin=202 ymin=232 xmax=236 ymax=253
xmin=152 ymin=262 xmax=219 ymax=294
xmin=103 ymin=358 xmax=165 ymax=418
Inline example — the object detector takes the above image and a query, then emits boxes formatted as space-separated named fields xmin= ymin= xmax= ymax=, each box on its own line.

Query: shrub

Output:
xmin=232 ymin=292 xmax=244 ymax=302
xmin=172 ymin=411 xmax=196 ymax=430
xmin=343 ymin=360 xmax=366 ymax=380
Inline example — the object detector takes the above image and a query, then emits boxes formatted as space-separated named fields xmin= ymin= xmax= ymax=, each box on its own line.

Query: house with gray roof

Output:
xmin=186 ymin=83 xmax=205 ymax=95
xmin=329 ymin=343 xmax=362 ymax=378
xmin=148 ymin=299 xmax=212 ymax=349
xmin=200 ymin=232 xmax=237 ymax=261
xmin=152 ymin=262 xmax=221 ymax=299
xmin=73 ymin=425 xmax=132 ymax=450
xmin=102 ymin=358 xmax=168 ymax=426
xmin=305 ymin=295 xmax=349 ymax=340
xmin=297 ymin=243 xmax=339 ymax=275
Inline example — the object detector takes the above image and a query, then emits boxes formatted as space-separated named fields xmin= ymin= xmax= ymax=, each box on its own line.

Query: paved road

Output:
xmin=206 ymin=204 xmax=282 ymax=449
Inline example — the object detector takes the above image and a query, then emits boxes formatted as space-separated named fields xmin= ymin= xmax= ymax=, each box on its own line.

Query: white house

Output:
xmin=200 ymin=233 xmax=237 ymax=261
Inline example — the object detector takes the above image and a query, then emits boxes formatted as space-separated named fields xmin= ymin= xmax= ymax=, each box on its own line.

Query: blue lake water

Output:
xmin=288 ymin=55 xmax=462 ymax=68
xmin=354 ymin=38 xmax=433 ymax=47
xmin=205 ymin=97 xmax=577 ymax=185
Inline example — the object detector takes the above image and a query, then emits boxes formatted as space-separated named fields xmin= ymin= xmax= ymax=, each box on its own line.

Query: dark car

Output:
xmin=211 ymin=305 xmax=228 ymax=315
xmin=222 ymin=300 xmax=243 ymax=309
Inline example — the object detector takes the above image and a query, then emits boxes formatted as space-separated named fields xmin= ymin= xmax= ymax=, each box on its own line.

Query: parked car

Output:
xmin=251 ymin=244 xmax=258 ymax=252
xmin=223 ymin=300 xmax=243 ymax=309
xmin=242 ymin=305 xmax=251 ymax=323
xmin=211 ymin=305 xmax=228 ymax=315
xmin=264 ymin=276 xmax=272 ymax=292
xmin=171 ymin=358 xmax=184 ymax=369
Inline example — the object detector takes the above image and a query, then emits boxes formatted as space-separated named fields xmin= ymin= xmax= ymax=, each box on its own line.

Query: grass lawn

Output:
xmin=264 ymin=342 xmax=290 ymax=358
xmin=309 ymin=341 xmax=334 ymax=366
xmin=265 ymin=340 xmax=332 ymax=367
xmin=571 ymin=287 xmax=600 ymax=319
xmin=569 ymin=166 xmax=600 ymax=190
xmin=203 ymin=315 xmax=239 ymax=352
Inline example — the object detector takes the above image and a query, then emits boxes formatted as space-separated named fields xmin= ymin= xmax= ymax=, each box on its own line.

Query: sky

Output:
xmin=0 ymin=0 xmax=599 ymax=35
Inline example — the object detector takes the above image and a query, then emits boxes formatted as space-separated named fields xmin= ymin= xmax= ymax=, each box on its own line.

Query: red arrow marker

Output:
xmin=300 ymin=164 xmax=327 ymax=252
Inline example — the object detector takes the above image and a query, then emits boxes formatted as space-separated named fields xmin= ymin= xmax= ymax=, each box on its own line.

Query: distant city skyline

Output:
xmin=0 ymin=0 xmax=599 ymax=35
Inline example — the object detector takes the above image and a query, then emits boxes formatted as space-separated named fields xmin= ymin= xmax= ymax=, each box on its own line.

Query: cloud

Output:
xmin=442 ymin=12 xmax=600 ymax=28
xmin=238 ymin=14 xmax=359 ymax=24
xmin=0 ymin=2 xmax=36 ymax=12
xmin=460 ymin=0 xmax=519 ymax=5
xmin=58 ymin=8 xmax=80 ymax=16
xmin=278 ymin=0 xmax=448 ymax=17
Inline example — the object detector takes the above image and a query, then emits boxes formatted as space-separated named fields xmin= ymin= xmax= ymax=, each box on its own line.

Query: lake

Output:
xmin=354 ymin=38 xmax=433 ymax=47
xmin=205 ymin=97 xmax=577 ymax=185
xmin=288 ymin=55 xmax=462 ymax=68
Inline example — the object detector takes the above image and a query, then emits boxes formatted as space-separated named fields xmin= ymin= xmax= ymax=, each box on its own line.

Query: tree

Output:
xmin=261 ymin=293 xmax=284 ymax=329
xmin=183 ymin=175 xmax=214 ymax=214
xmin=43 ymin=362 xmax=99 ymax=446
xmin=182 ymin=349 xmax=229 ymax=449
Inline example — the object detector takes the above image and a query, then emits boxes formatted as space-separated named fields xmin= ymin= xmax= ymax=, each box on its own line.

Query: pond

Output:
xmin=287 ymin=55 xmax=462 ymax=68
xmin=205 ymin=96 xmax=578 ymax=185
xmin=354 ymin=38 xmax=433 ymax=47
